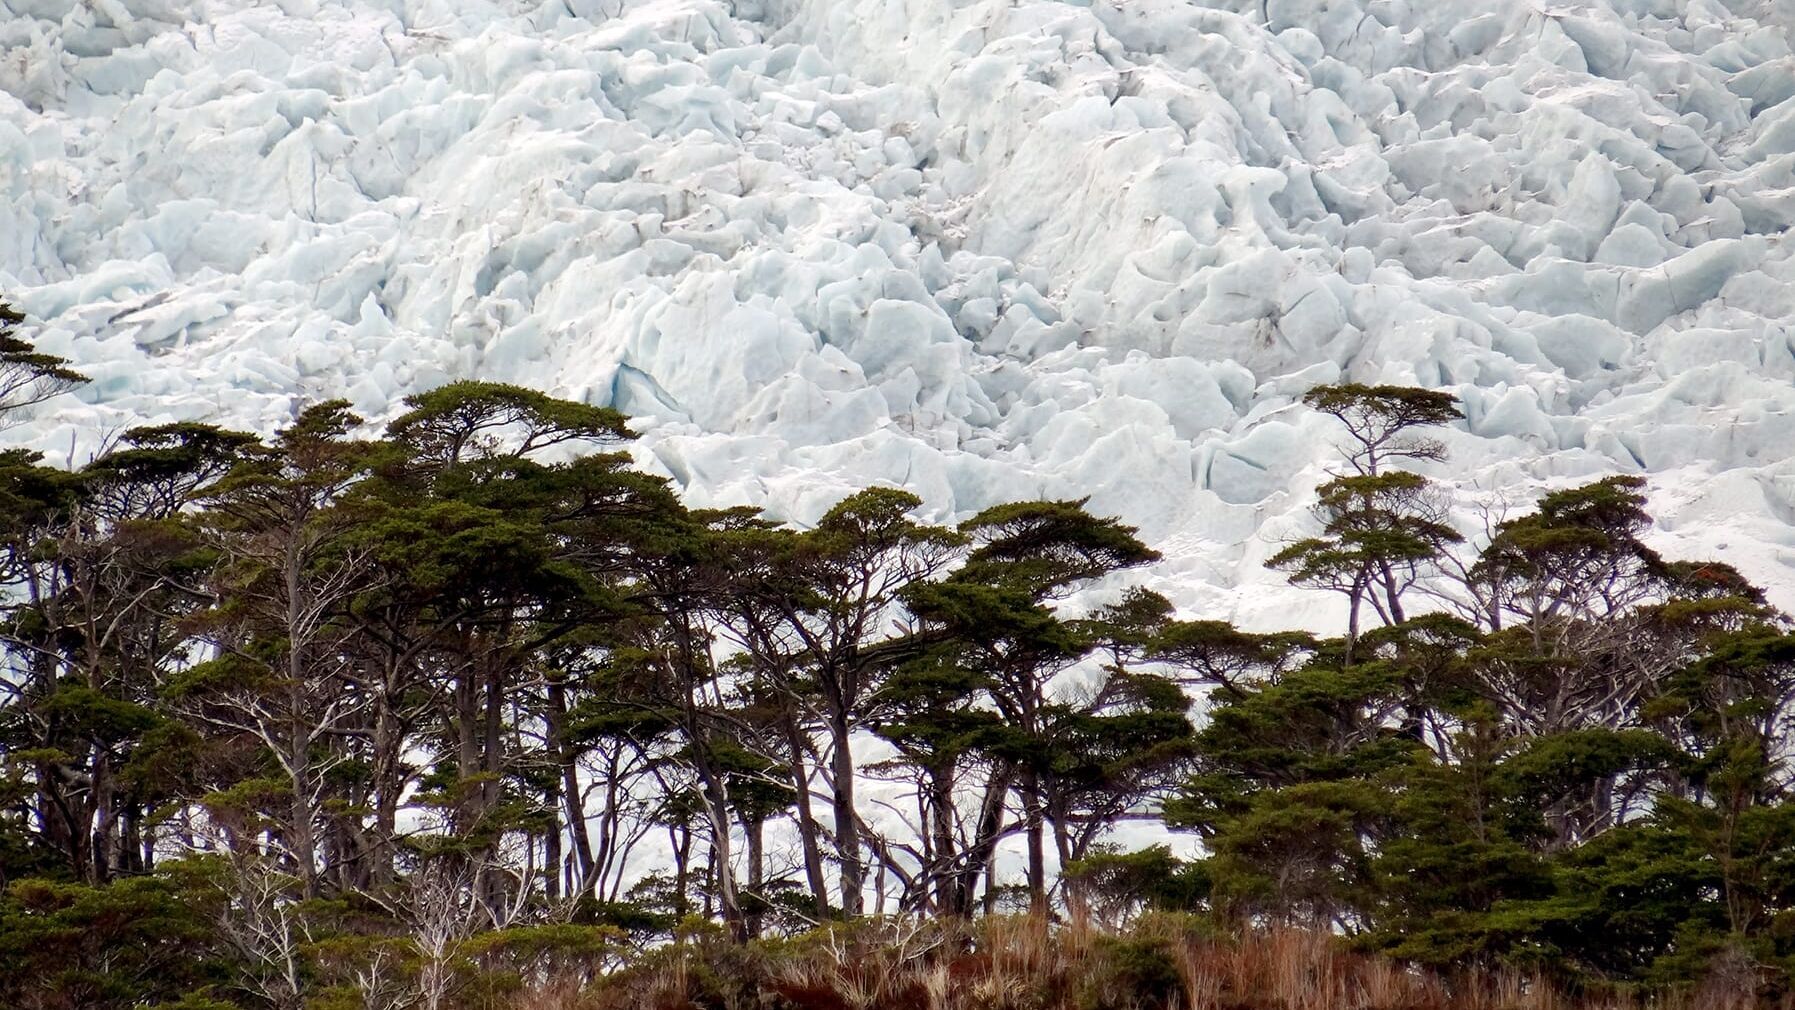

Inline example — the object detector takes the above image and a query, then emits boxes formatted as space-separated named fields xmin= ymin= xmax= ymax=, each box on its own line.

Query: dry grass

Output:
xmin=482 ymin=916 xmax=1789 ymax=1010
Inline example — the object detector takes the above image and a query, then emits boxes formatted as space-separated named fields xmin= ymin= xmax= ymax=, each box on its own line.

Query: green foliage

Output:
xmin=387 ymin=380 xmax=633 ymax=468
xmin=0 ymin=874 xmax=230 ymax=1010
xmin=1066 ymin=846 xmax=1211 ymax=921
xmin=1471 ymin=475 xmax=1662 ymax=606
xmin=1 ymin=374 xmax=1793 ymax=1009
xmin=0 ymin=301 xmax=87 ymax=415
xmin=1300 ymin=383 xmax=1463 ymax=474
xmin=1079 ymin=936 xmax=1182 ymax=1010
xmin=957 ymin=498 xmax=1161 ymax=596
xmin=82 ymin=422 xmax=265 ymax=518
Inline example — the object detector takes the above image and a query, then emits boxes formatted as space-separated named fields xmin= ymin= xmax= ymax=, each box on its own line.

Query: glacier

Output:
xmin=6 ymin=0 xmax=1795 ymax=638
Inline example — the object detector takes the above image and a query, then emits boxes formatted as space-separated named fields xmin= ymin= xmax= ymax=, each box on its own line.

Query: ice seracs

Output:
xmin=4 ymin=0 xmax=1795 ymax=623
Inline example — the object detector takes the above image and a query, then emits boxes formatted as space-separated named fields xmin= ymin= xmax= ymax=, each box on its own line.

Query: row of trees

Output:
xmin=0 ymin=300 xmax=1791 ymax=1007
xmin=0 ymin=303 xmax=1196 ymax=1007
xmin=1082 ymin=386 xmax=1795 ymax=995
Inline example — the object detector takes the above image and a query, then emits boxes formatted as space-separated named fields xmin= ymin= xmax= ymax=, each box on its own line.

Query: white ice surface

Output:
xmin=9 ymin=1 xmax=1795 ymax=873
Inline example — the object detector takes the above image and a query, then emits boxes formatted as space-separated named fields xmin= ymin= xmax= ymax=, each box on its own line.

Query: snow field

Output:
xmin=6 ymin=0 xmax=1795 ymax=628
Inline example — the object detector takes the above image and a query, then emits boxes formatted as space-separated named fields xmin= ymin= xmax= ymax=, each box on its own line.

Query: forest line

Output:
xmin=0 ymin=302 xmax=1791 ymax=1008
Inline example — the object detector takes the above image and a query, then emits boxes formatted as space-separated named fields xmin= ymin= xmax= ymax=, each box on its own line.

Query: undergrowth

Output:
xmin=483 ymin=915 xmax=1789 ymax=1010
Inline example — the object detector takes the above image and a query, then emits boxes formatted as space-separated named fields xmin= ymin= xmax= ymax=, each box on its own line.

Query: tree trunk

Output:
xmin=829 ymin=705 xmax=863 ymax=918
xmin=930 ymin=767 xmax=960 ymax=916
xmin=745 ymin=816 xmax=765 ymax=939
xmin=1023 ymin=769 xmax=1047 ymax=916
xmin=479 ymin=659 xmax=510 ymax=913
xmin=960 ymin=771 xmax=1011 ymax=917
xmin=1052 ymin=805 xmax=1088 ymax=926
xmin=371 ymin=677 xmax=403 ymax=888
xmin=1377 ymin=559 xmax=1407 ymax=627
xmin=692 ymin=752 xmax=746 ymax=940
xmin=90 ymin=752 xmax=114 ymax=883
xmin=784 ymin=714 xmax=832 ymax=920
xmin=545 ymin=676 xmax=591 ymax=898
xmin=290 ymin=763 xmax=319 ymax=897
xmin=455 ymin=671 xmax=479 ymax=804
xmin=671 ymin=823 xmax=692 ymax=916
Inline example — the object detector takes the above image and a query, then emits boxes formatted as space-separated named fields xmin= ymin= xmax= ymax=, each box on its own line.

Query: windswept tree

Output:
xmin=2 ymin=423 xmax=256 ymax=886
xmin=1298 ymin=384 xmax=1463 ymax=477
xmin=1470 ymin=475 xmax=1664 ymax=639
xmin=0 ymin=302 xmax=85 ymax=423
xmin=720 ymin=488 xmax=963 ymax=918
xmin=868 ymin=644 xmax=1007 ymax=916
xmin=1273 ymin=385 xmax=1463 ymax=661
xmin=383 ymin=380 xmax=633 ymax=472
xmin=168 ymin=404 xmax=386 ymax=896
xmin=372 ymin=384 xmax=637 ymax=901
xmin=907 ymin=500 xmax=1163 ymax=915
xmin=584 ymin=506 xmax=776 ymax=939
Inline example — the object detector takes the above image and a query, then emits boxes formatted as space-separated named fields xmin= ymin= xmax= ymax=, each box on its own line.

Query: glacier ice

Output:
xmin=6 ymin=0 xmax=1795 ymax=639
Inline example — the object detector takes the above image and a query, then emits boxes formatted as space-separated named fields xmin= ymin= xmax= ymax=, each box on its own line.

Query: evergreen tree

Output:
xmin=1271 ymin=385 xmax=1463 ymax=660
xmin=720 ymin=488 xmax=962 ymax=918
xmin=0 ymin=373 xmax=1791 ymax=1007
xmin=0 ymin=301 xmax=85 ymax=422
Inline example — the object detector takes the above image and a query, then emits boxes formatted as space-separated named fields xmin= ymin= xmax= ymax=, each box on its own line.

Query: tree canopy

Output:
xmin=0 ymin=357 xmax=1789 ymax=1008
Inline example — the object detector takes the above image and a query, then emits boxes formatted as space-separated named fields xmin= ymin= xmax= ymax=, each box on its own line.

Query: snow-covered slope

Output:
xmin=6 ymin=0 xmax=1795 ymax=623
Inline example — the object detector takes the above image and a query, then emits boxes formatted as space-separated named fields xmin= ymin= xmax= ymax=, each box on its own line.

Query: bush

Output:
xmin=1078 ymin=937 xmax=1182 ymax=1010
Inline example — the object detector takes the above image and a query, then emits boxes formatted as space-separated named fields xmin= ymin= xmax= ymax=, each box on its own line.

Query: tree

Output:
xmin=0 ymin=301 xmax=85 ymax=424
xmin=383 ymin=381 xmax=632 ymax=473
xmin=1035 ymin=668 xmax=1192 ymax=922
xmin=721 ymin=488 xmax=963 ymax=918
xmin=1298 ymin=384 xmax=1463 ymax=477
xmin=1270 ymin=472 xmax=1462 ymax=652
xmin=1 ymin=423 xmax=254 ymax=885
xmin=169 ymin=404 xmax=385 ymax=897
xmin=909 ymin=500 xmax=1162 ymax=916
xmin=354 ymin=383 xmax=638 ymax=916
xmin=1165 ymin=644 xmax=1417 ymax=927
xmin=1273 ymin=386 xmax=1463 ymax=661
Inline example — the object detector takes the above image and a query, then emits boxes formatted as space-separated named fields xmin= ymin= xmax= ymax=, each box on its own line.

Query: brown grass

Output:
xmin=480 ymin=916 xmax=1791 ymax=1010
